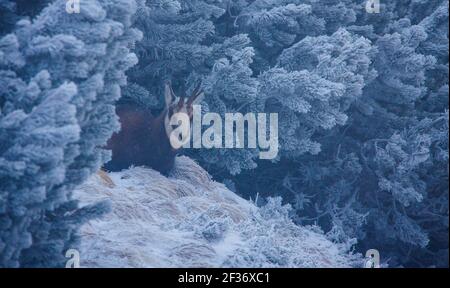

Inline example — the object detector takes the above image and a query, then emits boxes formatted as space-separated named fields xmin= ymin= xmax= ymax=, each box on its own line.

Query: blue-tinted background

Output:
xmin=0 ymin=0 xmax=448 ymax=267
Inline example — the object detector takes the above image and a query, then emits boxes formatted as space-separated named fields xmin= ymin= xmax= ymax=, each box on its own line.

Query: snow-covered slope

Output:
xmin=73 ymin=156 xmax=359 ymax=267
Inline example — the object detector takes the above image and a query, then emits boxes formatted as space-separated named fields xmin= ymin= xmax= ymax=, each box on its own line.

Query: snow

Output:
xmin=73 ymin=156 xmax=359 ymax=267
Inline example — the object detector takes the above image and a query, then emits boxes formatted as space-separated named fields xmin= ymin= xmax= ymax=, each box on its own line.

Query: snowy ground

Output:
xmin=73 ymin=156 xmax=360 ymax=267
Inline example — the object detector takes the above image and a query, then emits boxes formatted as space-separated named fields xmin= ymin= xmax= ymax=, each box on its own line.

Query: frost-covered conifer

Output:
xmin=0 ymin=0 xmax=141 ymax=267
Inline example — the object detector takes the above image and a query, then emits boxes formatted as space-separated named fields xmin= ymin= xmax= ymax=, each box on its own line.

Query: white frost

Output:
xmin=73 ymin=156 xmax=359 ymax=267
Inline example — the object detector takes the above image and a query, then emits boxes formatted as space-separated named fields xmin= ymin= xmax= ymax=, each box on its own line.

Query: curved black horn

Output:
xmin=187 ymin=81 xmax=203 ymax=106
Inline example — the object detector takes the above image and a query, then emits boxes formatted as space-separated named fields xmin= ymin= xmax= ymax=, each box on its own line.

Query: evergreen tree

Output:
xmin=0 ymin=0 xmax=141 ymax=267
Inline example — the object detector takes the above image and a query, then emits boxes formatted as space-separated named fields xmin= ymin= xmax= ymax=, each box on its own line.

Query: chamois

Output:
xmin=103 ymin=81 xmax=204 ymax=174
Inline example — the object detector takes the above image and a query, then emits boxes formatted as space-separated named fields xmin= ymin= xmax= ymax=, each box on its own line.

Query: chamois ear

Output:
xmin=164 ymin=81 xmax=174 ymax=108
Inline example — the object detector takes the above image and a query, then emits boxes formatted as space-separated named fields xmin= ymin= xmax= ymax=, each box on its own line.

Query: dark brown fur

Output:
xmin=103 ymin=104 xmax=177 ymax=174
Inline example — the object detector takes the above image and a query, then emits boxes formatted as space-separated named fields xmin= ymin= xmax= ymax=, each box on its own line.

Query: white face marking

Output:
xmin=164 ymin=98 xmax=190 ymax=147
xmin=162 ymin=82 xmax=204 ymax=148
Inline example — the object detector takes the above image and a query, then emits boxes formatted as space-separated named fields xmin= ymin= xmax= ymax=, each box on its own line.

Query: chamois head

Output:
xmin=163 ymin=81 xmax=204 ymax=148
